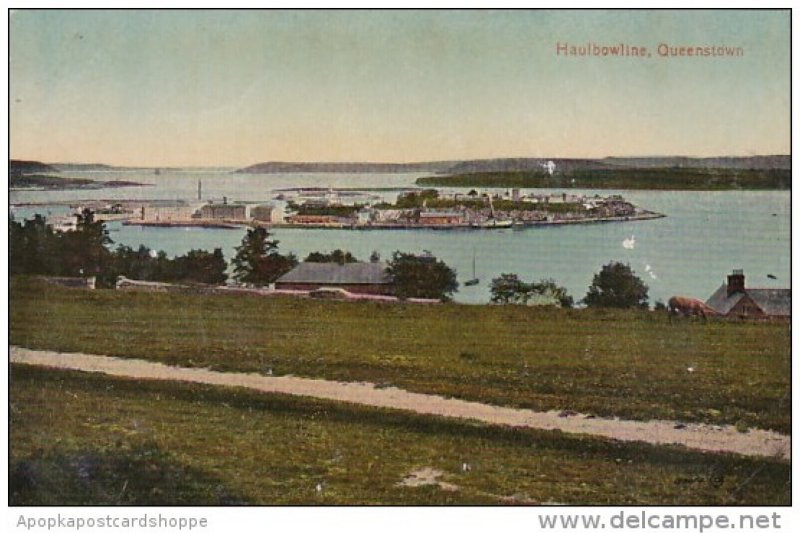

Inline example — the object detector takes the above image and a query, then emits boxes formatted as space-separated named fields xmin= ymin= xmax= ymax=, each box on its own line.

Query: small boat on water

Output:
xmin=464 ymin=248 xmax=479 ymax=286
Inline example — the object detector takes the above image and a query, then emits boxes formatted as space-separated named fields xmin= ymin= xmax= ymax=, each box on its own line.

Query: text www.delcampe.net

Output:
xmin=538 ymin=511 xmax=781 ymax=531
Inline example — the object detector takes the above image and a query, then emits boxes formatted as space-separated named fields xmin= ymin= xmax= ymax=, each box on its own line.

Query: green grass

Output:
xmin=416 ymin=168 xmax=791 ymax=190
xmin=10 ymin=277 xmax=790 ymax=433
xmin=10 ymin=365 xmax=790 ymax=505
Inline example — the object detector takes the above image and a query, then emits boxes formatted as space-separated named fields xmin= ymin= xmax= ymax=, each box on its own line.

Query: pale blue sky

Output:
xmin=10 ymin=10 xmax=790 ymax=166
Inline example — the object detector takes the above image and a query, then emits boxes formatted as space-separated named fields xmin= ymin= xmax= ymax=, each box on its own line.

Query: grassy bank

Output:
xmin=416 ymin=168 xmax=791 ymax=190
xmin=10 ymin=365 xmax=790 ymax=505
xmin=10 ymin=277 xmax=790 ymax=433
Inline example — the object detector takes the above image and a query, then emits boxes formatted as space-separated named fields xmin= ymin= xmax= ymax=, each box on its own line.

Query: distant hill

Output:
xmin=601 ymin=155 xmax=791 ymax=170
xmin=50 ymin=163 xmax=117 ymax=172
xmin=235 ymin=161 xmax=458 ymax=174
xmin=235 ymin=156 xmax=790 ymax=175
xmin=444 ymin=158 xmax=618 ymax=174
xmin=416 ymin=167 xmax=791 ymax=191
xmin=9 ymin=160 xmax=60 ymax=176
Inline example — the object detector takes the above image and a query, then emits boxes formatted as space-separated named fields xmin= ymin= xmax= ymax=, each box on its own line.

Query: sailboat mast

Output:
xmin=472 ymin=248 xmax=476 ymax=278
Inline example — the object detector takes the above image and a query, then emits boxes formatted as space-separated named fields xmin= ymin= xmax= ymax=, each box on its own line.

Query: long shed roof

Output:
xmin=276 ymin=262 xmax=392 ymax=285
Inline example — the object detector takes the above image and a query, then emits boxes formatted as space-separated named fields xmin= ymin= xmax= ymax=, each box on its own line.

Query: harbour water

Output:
xmin=10 ymin=169 xmax=791 ymax=305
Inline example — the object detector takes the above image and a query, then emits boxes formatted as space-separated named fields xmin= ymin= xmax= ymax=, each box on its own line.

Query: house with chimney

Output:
xmin=705 ymin=270 xmax=790 ymax=318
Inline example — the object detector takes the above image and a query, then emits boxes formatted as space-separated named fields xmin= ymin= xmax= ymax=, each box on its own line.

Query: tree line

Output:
xmin=9 ymin=213 xmax=461 ymax=300
xmin=489 ymin=261 xmax=650 ymax=309
xmin=9 ymin=211 xmax=231 ymax=287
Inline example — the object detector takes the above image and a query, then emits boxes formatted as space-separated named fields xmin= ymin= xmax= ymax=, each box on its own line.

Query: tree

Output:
xmin=305 ymin=249 xmax=358 ymax=265
xmin=232 ymin=227 xmax=297 ymax=285
xmin=9 ymin=210 xmax=117 ymax=285
xmin=171 ymin=248 xmax=228 ymax=285
xmin=111 ymin=245 xmax=228 ymax=285
xmin=9 ymin=215 xmax=57 ymax=275
xmin=63 ymin=209 xmax=113 ymax=281
xmin=490 ymin=274 xmax=573 ymax=307
xmin=394 ymin=189 xmax=439 ymax=208
xmin=369 ymin=251 xmax=381 ymax=263
xmin=531 ymin=278 xmax=574 ymax=308
xmin=490 ymin=273 xmax=530 ymax=304
xmin=583 ymin=262 xmax=649 ymax=309
xmin=112 ymin=245 xmax=156 ymax=281
xmin=386 ymin=251 xmax=458 ymax=301
xmin=11 ymin=212 xmax=229 ymax=288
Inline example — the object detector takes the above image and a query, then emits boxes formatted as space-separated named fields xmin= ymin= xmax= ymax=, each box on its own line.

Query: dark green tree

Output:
xmin=60 ymin=209 xmax=113 ymax=279
xmin=583 ymin=262 xmax=649 ymax=309
xmin=171 ymin=249 xmax=228 ymax=285
xmin=305 ymin=249 xmax=358 ymax=265
xmin=386 ymin=251 xmax=458 ymax=301
xmin=369 ymin=250 xmax=381 ymax=263
xmin=112 ymin=245 xmax=175 ymax=282
xmin=530 ymin=278 xmax=574 ymax=308
xmin=9 ymin=215 xmax=57 ymax=275
xmin=232 ymin=227 xmax=297 ymax=285
xmin=490 ymin=273 xmax=530 ymax=304
xmin=490 ymin=274 xmax=573 ymax=307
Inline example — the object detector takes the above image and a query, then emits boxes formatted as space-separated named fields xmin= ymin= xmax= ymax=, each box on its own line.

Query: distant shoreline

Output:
xmin=416 ymin=168 xmax=791 ymax=191
xmin=10 ymin=178 xmax=152 ymax=191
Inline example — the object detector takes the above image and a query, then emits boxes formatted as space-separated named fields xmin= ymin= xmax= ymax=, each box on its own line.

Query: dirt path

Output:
xmin=10 ymin=346 xmax=789 ymax=460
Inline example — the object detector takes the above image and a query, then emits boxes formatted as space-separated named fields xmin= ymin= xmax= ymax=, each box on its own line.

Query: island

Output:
xmin=275 ymin=188 xmax=664 ymax=229
xmin=9 ymin=159 xmax=149 ymax=191
xmin=108 ymin=187 xmax=662 ymax=231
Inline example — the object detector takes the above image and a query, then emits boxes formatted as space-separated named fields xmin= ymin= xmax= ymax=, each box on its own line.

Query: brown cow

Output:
xmin=668 ymin=296 xmax=717 ymax=322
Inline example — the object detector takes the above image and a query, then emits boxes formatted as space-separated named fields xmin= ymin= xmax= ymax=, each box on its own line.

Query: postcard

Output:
xmin=7 ymin=7 xmax=791 ymax=519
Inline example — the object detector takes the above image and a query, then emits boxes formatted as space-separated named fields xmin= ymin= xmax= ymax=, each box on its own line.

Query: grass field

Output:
xmin=10 ymin=365 xmax=790 ymax=505
xmin=10 ymin=277 xmax=790 ymax=433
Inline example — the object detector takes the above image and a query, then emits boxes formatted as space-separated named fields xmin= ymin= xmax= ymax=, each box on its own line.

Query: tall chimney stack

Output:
xmin=727 ymin=269 xmax=745 ymax=296
xmin=198 ymin=180 xmax=202 ymax=201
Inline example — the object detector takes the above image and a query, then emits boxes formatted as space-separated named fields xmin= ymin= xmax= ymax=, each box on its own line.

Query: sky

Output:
xmin=9 ymin=9 xmax=790 ymax=167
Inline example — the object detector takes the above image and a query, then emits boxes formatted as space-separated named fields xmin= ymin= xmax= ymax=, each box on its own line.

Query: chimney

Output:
xmin=727 ymin=269 xmax=745 ymax=296
xmin=223 ymin=196 xmax=228 ymax=205
xmin=198 ymin=180 xmax=202 ymax=201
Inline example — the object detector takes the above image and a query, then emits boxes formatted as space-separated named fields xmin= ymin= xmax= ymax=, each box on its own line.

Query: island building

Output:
xmin=356 ymin=208 xmax=375 ymax=225
xmin=250 ymin=204 xmax=275 ymax=222
xmin=285 ymin=188 xmax=382 ymax=207
xmin=283 ymin=214 xmax=350 ymax=226
xmin=198 ymin=198 xmax=247 ymax=220
xmin=139 ymin=202 xmax=200 ymax=222
xmin=275 ymin=262 xmax=394 ymax=296
xmin=418 ymin=211 xmax=466 ymax=225
xmin=705 ymin=270 xmax=790 ymax=318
